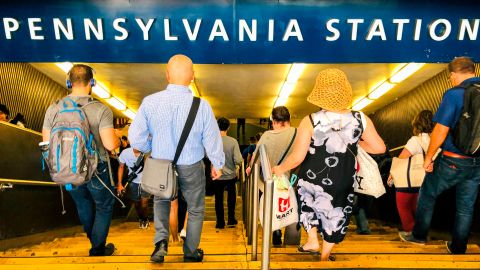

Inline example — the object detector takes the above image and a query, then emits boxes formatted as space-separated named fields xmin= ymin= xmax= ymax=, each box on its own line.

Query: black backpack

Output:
xmin=452 ymin=82 xmax=480 ymax=156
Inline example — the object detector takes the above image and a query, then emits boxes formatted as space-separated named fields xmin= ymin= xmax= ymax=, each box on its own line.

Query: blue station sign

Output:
xmin=0 ymin=0 xmax=478 ymax=63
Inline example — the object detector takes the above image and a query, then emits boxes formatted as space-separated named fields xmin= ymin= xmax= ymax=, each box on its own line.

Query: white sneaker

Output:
xmin=140 ymin=220 xmax=149 ymax=229
xmin=180 ymin=229 xmax=186 ymax=241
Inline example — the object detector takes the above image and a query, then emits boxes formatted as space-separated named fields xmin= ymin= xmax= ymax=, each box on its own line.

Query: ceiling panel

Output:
xmin=31 ymin=63 xmax=447 ymax=120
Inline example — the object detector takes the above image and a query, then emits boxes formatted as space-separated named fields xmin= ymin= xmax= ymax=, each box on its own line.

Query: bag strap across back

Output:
xmin=277 ymin=128 xmax=297 ymax=165
xmin=173 ymin=97 xmax=201 ymax=165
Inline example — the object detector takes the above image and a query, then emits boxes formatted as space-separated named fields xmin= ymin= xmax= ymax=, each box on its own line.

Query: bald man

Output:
xmin=129 ymin=54 xmax=224 ymax=263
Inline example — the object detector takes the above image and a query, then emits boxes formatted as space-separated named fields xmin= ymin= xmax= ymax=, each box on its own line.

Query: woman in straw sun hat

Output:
xmin=272 ymin=68 xmax=386 ymax=261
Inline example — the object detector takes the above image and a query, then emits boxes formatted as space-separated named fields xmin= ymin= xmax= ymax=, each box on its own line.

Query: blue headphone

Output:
xmin=66 ymin=65 xmax=96 ymax=89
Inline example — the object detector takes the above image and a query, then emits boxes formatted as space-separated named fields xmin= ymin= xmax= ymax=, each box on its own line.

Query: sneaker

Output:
xmin=90 ymin=243 xmax=115 ymax=256
xmin=227 ymin=219 xmax=238 ymax=228
xmin=184 ymin=248 xmax=204 ymax=262
xmin=140 ymin=220 xmax=150 ymax=229
xmin=150 ymin=239 xmax=168 ymax=263
xmin=398 ymin=231 xmax=426 ymax=245
xmin=180 ymin=229 xmax=186 ymax=241
xmin=272 ymin=230 xmax=282 ymax=246
xmin=356 ymin=229 xmax=371 ymax=235
xmin=103 ymin=243 xmax=115 ymax=256
xmin=445 ymin=241 xmax=453 ymax=254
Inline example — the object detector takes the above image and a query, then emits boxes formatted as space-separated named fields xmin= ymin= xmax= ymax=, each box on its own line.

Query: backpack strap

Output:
xmin=173 ymin=97 xmax=201 ymax=165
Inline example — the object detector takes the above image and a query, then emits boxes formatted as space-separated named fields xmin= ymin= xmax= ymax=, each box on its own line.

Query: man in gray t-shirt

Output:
xmin=42 ymin=64 xmax=120 ymax=256
xmin=215 ymin=117 xmax=242 ymax=228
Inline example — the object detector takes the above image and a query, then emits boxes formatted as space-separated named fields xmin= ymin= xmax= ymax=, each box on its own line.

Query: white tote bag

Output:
xmin=354 ymin=146 xmax=386 ymax=198
xmin=259 ymin=177 xmax=298 ymax=231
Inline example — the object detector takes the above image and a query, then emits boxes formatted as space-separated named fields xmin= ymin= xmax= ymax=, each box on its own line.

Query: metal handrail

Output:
xmin=0 ymin=178 xmax=57 ymax=191
xmin=246 ymin=144 xmax=274 ymax=270
xmin=0 ymin=178 xmax=57 ymax=186
xmin=0 ymin=121 xmax=42 ymax=136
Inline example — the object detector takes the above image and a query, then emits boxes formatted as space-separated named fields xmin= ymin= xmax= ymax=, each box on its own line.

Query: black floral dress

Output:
xmin=297 ymin=110 xmax=364 ymax=243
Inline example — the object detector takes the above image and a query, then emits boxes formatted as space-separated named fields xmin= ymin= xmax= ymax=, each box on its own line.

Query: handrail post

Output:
xmin=247 ymin=171 xmax=253 ymax=244
xmin=251 ymin=163 xmax=260 ymax=261
xmin=261 ymin=179 xmax=274 ymax=270
xmin=241 ymin=161 xmax=247 ymax=233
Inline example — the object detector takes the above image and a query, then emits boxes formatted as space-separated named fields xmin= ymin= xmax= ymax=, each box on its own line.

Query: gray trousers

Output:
xmin=153 ymin=161 xmax=205 ymax=257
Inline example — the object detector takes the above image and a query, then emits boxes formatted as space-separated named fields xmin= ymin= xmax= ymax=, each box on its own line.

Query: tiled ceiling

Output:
xmin=31 ymin=63 xmax=446 ymax=120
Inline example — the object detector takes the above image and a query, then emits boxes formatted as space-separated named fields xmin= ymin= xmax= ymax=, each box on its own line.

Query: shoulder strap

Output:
xmin=308 ymin=114 xmax=315 ymax=127
xmin=277 ymin=128 xmax=297 ymax=165
xmin=414 ymin=135 xmax=426 ymax=157
xmin=173 ymin=97 xmax=201 ymax=165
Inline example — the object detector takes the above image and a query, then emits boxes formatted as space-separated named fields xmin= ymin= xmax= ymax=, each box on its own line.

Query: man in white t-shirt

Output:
xmin=117 ymin=147 xmax=151 ymax=229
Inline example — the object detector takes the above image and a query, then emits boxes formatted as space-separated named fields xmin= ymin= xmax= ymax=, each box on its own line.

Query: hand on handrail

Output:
xmin=245 ymin=166 xmax=251 ymax=176
xmin=387 ymin=174 xmax=394 ymax=187
xmin=271 ymin=166 xmax=284 ymax=177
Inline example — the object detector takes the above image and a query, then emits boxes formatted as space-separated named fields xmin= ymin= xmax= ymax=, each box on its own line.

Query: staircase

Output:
xmin=1 ymin=195 xmax=480 ymax=269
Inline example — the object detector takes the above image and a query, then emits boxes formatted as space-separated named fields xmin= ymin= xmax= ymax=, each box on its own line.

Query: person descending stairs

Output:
xmin=2 ymin=194 xmax=480 ymax=269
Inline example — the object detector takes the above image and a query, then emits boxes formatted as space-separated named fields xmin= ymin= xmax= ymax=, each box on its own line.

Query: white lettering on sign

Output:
xmin=429 ymin=19 xmax=451 ymax=41
xmin=347 ymin=19 xmax=364 ymax=41
xmin=268 ymin=19 xmax=274 ymax=41
xmin=183 ymin=19 xmax=202 ymax=41
xmin=135 ymin=18 xmax=155 ymax=40
xmin=209 ymin=19 xmax=229 ymax=41
xmin=164 ymin=19 xmax=178 ymax=41
xmin=239 ymin=19 xmax=257 ymax=42
xmin=3 ymin=18 xmax=19 ymax=39
xmin=393 ymin=19 xmax=409 ymax=41
xmin=414 ymin=19 xmax=422 ymax=41
xmin=326 ymin=19 xmax=340 ymax=41
xmin=53 ymin=18 xmax=73 ymax=40
xmin=113 ymin=18 xmax=128 ymax=40
xmin=366 ymin=19 xmax=386 ymax=41
xmin=457 ymin=19 xmax=480 ymax=40
xmin=458 ymin=19 xmax=479 ymax=40
xmin=283 ymin=19 xmax=303 ymax=41
xmin=28 ymin=18 xmax=44 ymax=40
xmin=0 ymin=17 xmax=478 ymax=43
xmin=84 ymin=18 xmax=103 ymax=40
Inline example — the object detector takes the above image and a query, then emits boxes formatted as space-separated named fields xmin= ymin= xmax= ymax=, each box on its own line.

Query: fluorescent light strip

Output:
xmin=368 ymin=81 xmax=395 ymax=100
xmin=92 ymin=84 xmax=111 ymax=99
xmin=286 ymin=63 xmax=306 ymax=83
xmin=390 ymin=63 xmax=425 ymax=83
xmin=56 ymin=62 xmax=137 ymax=120
xmin=278 ymin=82 xmax=296 ymax=98
xmin=274 ymin=97 xmax=288 ymax=108
xmin=351 ymin=62 xmax=425 ymax=110
xmin=55 ymin=62 xmax=73 ymax=73
xmin=106 ymin=97 xmax=127 ymax=111
xmin=123 ymin=108 xmax=136 ymax=120
xmin=352 ymin=97 xmax=374 ymax=111
xmin=273 ymin=63 xmax=306 ymax=108
xmin=189 ymin=81 xmax=200 ymax=97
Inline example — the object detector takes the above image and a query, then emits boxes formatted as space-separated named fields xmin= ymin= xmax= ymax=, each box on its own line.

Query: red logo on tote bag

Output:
xmin=278 ymin=197 xmax=291 ymax=212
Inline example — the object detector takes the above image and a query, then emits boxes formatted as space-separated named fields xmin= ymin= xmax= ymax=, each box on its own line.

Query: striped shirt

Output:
xmin=129 ymin=84 xmax=225 ymax=169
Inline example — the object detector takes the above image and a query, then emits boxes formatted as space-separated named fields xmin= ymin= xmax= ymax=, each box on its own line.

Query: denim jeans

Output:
xmin=153 ymin=161 xmax=205 ymax=257
xmin=68 ymin=162 xmax=115 ymax=255
xmin=412 ymin=154 xmax=480 ymax=254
